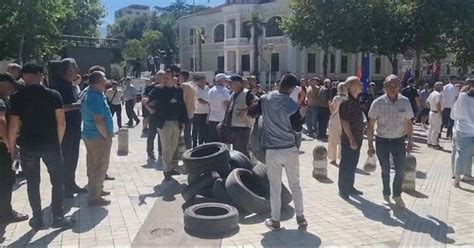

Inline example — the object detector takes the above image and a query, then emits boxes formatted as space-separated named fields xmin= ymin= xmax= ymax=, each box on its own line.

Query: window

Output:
xmin=375 ymin=57 xmax=381 ymax=74
xmin=266 ymin=17 xmax=283 ymax=37
xmin=241 ymin=21 xmax=251 ymax=38
xmin=341 ymin=55 xmax=348 ymax=74
xmin=307 ymin=53 xmax=316 ymax=73
xmin=241 ymin=55 xmax=250 ymax=72
xmin=189 ymin=28 xmax=194 ymax=45
xmin=190 ymin=57 xmax=195 ymax=71
xmin=217 ymin=56 xmax=224 ymax=73
xmin=227 ymin=20 xmax=236 ymax=38
xmin=214 ymin=24 xmax=225 ymax=42
xmin=271 ymin=53 xmax=279 ymax=72
xmin=330 ymin=53 xmax=335 ymax=73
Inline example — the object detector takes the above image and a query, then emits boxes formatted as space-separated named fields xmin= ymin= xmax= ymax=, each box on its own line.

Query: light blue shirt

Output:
xmin=81 ymin=88 xmax=114 ymax=140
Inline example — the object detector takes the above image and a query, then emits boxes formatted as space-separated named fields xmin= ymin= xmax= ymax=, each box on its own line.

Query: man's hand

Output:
xmin=367 ymin=147 xmax=376 ymax=157
xmin=406 ymin=142 xmax=413 ymax=154
xmin=217 ymin=122 xmax=223 ymax=129
xmin=350 ymin=139 xmax=358 ymax=150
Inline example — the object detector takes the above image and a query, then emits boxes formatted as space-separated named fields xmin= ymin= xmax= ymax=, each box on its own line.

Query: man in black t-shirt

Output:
xmin=400 ymin=78 xmax=421 ymax=121
xmin=8 ymin=63 xmax=73 ymax=229
xmin=0 ymin=72 xmax=28 ymax=224
xmin=143 ymin=71 xmax=164 ymax=162
xmin=51 ymin=58 xmax=87 ymax=199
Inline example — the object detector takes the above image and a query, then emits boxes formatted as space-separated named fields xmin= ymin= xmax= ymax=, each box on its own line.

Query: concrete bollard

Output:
xmin=176 ymin=135 xmax=186 ymax=160
xmin=117 ymin=128 xmax=129 ymax=156
xmin=363 ymin=155 xmax=377 ymax=173
xmin=312 ymin=146 xmax=328 ymax=179
xmin=402 ymin=154 xmax=417 ymax=192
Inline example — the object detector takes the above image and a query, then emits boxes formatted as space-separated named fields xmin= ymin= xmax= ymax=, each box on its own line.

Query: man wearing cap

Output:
xmin=367 ymin=75 xmax=414 ymax=208
xmin=105 ymin=81 xmax=124 ymax=129
xmin=0 ymin=72 xmax=28 ymax=224
xmin=51 ymin=58 xmax=87 ymax=199
xmin=208 ymin=74 xmax=231 ymax=142
xmin=8 ymin=63 xmax=71 ymax=229
xmin=221 ymin=75 xmax=257 ymax=157
xmin=6 ymin=63 xmax=22 ymax=81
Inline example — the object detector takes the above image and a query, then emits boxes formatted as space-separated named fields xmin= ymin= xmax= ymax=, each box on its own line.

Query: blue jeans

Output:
xmin=375 ymin=136 xmax=406 ymax=197
xmin=454 ymin=134 xmax=474 ymax=177
xmin=306 ymin=106 xmax=319 ymax=134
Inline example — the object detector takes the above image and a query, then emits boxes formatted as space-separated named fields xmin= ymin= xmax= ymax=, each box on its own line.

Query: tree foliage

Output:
xmin=63 ymin=0 xmax=105 ymax=37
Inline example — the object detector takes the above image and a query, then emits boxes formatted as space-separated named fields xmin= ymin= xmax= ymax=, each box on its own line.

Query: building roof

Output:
xmin=179 ymin=4 xmax=226 ymax=20
xmin=117 ymin=4 xmax=150 ymax=12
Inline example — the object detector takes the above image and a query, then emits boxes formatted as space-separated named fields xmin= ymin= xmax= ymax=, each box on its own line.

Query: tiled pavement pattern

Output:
xmin=1 ymin=112 xmax=473 ymax=247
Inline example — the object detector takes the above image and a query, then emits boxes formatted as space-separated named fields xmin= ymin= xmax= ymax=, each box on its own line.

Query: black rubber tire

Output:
xmin=183 ymin=143 xmax=231 ymax=176
xmin=229 ymin=150 xmax=254 ymax=171
xmin=184 ymin=203 xmax=239 ymax=237
xmin=212 ymin=178 xmax=234 ymax=205
xmin=182 ymin=174 xmax=217 ymax=202
xmin=252 ymin=163 xmax=293 ymax=207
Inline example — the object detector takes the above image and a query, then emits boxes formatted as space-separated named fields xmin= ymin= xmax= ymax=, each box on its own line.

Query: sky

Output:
xmin=102 ymin=0 xmax=224 ymax=24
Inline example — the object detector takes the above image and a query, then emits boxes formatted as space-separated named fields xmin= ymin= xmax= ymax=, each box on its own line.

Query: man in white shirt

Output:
xmin=123 ymin=79 xmax=140 ymax=127
xmin=442 ymin=75 xmax=460 ymax=139
xmin=427 ymin=82 xmax=444 ymax=149
xmin=105 ymin=81 xmax=124 ymax=129
xmin=208 ymin=74 xmax=230 ymax=142
xmin=193 ymin=75 xmax=210 ymax=147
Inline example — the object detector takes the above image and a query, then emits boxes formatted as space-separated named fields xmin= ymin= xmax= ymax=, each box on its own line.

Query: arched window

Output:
xmin=265 ymin=17 xmax=283 ymax=37
xmin=214 ymin=24 xmax=225 ymax=42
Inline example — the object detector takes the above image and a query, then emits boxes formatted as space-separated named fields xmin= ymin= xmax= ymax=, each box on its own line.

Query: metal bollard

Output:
xmin=117 ymin=128 xmax=129 ymax=156
xmin=312 ymin=146 xmax=328 ymax=179
xmin=402 ymin=154 xmax=417 ymax=192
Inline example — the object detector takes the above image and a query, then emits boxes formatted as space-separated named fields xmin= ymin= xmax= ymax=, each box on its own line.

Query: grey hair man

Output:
xmin=367 ymin=74 xmax=414 ymax=208
xmin=426 ymin=82 xmax=444 ymax=150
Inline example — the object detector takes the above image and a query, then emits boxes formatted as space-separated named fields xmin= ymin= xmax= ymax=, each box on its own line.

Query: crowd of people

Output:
xmin=0 ymin=58 xmax=472 ymax=233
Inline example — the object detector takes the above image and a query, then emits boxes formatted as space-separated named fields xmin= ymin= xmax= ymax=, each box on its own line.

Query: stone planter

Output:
xmin=117 ymin=128 xmax=129 ymax=156
xmin=312 ymin=146 xmax=328 ymax=179
xmin=402 ymin=154 xmax=417 ymax=192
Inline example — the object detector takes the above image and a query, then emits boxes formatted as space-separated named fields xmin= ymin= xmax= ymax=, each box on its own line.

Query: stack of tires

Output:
xmin=182 ymin=143 xmax=293 ymax=213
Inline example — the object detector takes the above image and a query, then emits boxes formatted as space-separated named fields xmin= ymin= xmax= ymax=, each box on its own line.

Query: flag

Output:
xmin=361 ymin=52 xmax=371 ymax=92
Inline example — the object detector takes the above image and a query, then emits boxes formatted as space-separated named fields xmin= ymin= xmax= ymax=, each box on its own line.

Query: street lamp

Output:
xmin=265 ymin=43 xmax=275 ymax=86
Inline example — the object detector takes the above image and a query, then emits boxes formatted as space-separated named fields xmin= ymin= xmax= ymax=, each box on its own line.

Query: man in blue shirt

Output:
xmin=81 ymin=71 xmax=114 ymax=206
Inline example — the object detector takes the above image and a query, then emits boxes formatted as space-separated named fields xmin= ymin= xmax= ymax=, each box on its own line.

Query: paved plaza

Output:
xmin=0 ymin=113 xmax=473 ymax=247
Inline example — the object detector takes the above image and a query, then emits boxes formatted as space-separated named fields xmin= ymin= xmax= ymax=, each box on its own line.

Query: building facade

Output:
xmin=115 ymin=4 xmax=151 ymax=21
xmin=178 ymin=0 xmax=465 ymax=84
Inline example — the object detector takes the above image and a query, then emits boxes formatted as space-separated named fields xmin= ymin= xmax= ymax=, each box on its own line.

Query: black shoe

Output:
xmin=71 ymin=186 xmax=88 ymax=194
xmin=296 ymin=215 xmax=308 ymax=229
xmin=264 ymin=218 xmax=281 ymax=231
xmin=0 ymin=210 xmax=29 ymax=224
xmin=52 ymin=216 xmax=75 ymax=228
xmin=29 ymin=216 xmax=45 ymax=230
xmin=339 ymin=192 xmax=349 ymax=200
xmin=427 ymin=144 xmax=433 ymax=148
xmin=170 ymin=170 xmax=181 ymax=176
xmin=105 ymin=174 xmax=115 ymax=181
xmin=64 ymin=192 xmax=75 ymax=199
xmin=349 ymin=188 xmax=363 ymax=196
xmin=433 ymin=145 xmax=443 ymax=150
xmin=163 ymin=172 xmax=172 ymax=182
xmin=16 ymin=171 xmax=25 ymax=179
xmin=136 ymin=119 xmax=141 ymax=126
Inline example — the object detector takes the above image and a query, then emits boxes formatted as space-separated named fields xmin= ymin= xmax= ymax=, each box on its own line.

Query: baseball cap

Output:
xmin=215 ymin=73 xmax=227 ymax=82
xmin=21 ymin=63 xmax=43 ymax=74
xmin=230 ymin=75 xmax=243 ymax=82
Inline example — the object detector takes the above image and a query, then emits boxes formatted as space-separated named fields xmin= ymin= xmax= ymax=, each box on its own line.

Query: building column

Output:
xmin=236 ymin=50 xmax=241 ymax=73
xmin=224 ymin=50 xmax=228 ymax=72
xmin=236 ymin=16 xmax=241 ymax=38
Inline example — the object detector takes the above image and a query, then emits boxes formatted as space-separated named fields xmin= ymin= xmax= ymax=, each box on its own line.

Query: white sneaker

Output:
xmin=392 ymin=196 xmax=406 ymax=208
xmin=462 ymin=175 xmax=474 ymax=182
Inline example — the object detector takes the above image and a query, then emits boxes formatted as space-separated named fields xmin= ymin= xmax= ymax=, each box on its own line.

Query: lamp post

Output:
xmin=265 ymin=43 xmax=275 ymax=86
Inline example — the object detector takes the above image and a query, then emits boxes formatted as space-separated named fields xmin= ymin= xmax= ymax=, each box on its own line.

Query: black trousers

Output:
xmin=125 ymin=100 xmax=139 ymax=125
xmin=207 ymin=121 xmax=220 ymax=143
xmin=147 ymin=116 xmax=162 ymax=156
xmin=230 ymin=127 xmax=251 ymax=158
xmin=376 ymin=137 xmax=406 ymax=197
xmin=110 ymin=104 xmax=122 ymax=129
xmin=317 ymin=107 xmax=330 ymax=138
xmin=21 ymin=146 xmax=64 ymax=219
xmin=184 ymin=118 xmax=193 ymax=149
xmin=192 ymin=114 xmax=208 ymax=148
xmin=0 ymin=143 xmax=15 ymax=218
xmin=338 ymin=141 xmax=362 ymax=195
xmin=62 ymin=126 xmax=81 ymax=192
xmin=442 ymin=108 xmax=454 ymax=138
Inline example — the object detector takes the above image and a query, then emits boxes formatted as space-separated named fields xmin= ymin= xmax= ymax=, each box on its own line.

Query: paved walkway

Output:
xmin=0 ymin=114 xmax=473 ymax=247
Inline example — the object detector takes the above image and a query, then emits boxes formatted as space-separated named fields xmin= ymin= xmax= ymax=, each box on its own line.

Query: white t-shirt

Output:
xmin=427 ymin=91 xmax=443 ymax=112
xmin=451 ymin=92 xmax=474 ymax=137
xmin=105 ymin=88 xmax=124 ymax=105
xmin=290 ymin=86 xmax=301 ymax=103
xmin=208 ymin=85 xmax=231 ymax=122
xmin=442 ymin=83 xmax=459 ymax=108
xmin=195 ymin=85 xmax=210 ymax=114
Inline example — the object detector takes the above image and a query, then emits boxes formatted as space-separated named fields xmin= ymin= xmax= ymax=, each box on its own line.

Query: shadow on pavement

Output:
xmin=356 ymin=168 xmax=370 ymax=175
xmin=405 ymin=190 xmax=429 ymax=199
xmin=261 ymin=229 xmax=321 ymax=247
xmin=315 ymin=177 xmax=334 ymax=184
xmin=416 ymin=171 xmax=427 ymax=179
xmin=71 ymin=207 xmax=108 ymax=233
xmin=138 ymin=179 xmax=186 ymax=206
xmin=8 ymin=224 xmax=72 ymax=247
xmin=348 ymin=196 xmax=402 ymax=227
xmin=239 ymin=206 xmax=295 ymax=225
xmin=0 ymin=224 xmax=5 ymax=244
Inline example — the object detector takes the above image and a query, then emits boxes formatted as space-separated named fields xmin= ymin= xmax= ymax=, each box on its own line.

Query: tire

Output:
xmin=184 ymin=203 xmax=239 ymax=237
xmin=225 ymin=169 xmax=269 ymax=213
xmin=183 ymin=143 xmax=231 ymax=176
xmin=229 ymin=150 xmax=254 ymax=171
xmin=252 ymin=163 xmax=293 ymax=207
xmin=182 ymin=174 xmax=217 ymax=202
xmin=212 ymin=178 xmax=234 ymax=205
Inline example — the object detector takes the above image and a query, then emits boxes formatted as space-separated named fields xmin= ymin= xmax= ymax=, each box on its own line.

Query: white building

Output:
xmin=115 ymin=4 xmax=151 ymax=21
xmin=178 ymin=0 xmax=464 ymax=84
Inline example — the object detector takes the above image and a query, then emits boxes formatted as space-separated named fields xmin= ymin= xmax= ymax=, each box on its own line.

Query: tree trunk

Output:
xmin=18 ymin=31 xmax=26 ymax=63
xmin=415 ymin=54 xmax=421 ymax=80
xmin=198 ymin=38 xmax=202 ymax=71
xmin=388 ymin=54 xmax=398 ymax=75
xmin=322 ymin=47 xmax=329 ymax=78
xmin=252 ymin=29 xmax=259 ymax=77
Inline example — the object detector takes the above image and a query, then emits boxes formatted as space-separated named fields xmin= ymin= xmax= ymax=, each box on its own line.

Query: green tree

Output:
xmin=244 ymin=12 xmax=264 ymax=77
xmin=107 ymin=16 xmax=151 ymax=43
xmin=62 ymin=0 xmax=106 ymax=37
xmin=194 ymin=27 xmax=206 ymax=71
xmin=141 ymin=30 xmax=164 ymax=57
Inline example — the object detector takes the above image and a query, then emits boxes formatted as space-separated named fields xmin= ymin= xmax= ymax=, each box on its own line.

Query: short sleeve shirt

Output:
xmin=10 ymin=84 xmax=63 ymax=150
xmin=339 ymin=95 xmax=364 ymax=145
xmin=401 ymin=86 xmax=419 ymax=111
xmin=105 ymin=88 xmax=124 ymax=105
xmin=427 ymin=91 xmax=443 ymax=112
xmin=81 ymin=89 xmax=114 ymax=140
xmin=195 ymin=85 xmax=210 ymax=114
xmin=368 ymin=94 xmax=414 ymax=139
xmin=442 ymin=83 xmax=460 ymax=108
xmin=51 ymin=79 xmax=81 ymax=129
xmin=208 ymin=85 xmax=231 ymax=122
